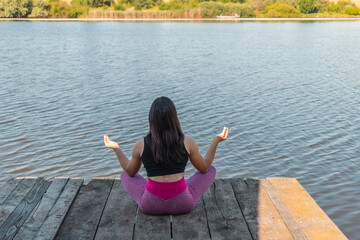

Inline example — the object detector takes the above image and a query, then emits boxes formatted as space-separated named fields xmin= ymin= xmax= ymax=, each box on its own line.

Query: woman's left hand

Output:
xmin=104 ymin=134 xmax=119 ymax=149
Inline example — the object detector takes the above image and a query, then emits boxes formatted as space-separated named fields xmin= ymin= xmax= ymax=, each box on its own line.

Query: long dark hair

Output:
xmin=145 ymin=97 xmax=187 ymax=167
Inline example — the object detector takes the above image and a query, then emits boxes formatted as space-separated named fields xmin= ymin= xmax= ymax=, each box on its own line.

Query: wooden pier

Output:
xmin=0 ymin=177 xmax=347 ymax=239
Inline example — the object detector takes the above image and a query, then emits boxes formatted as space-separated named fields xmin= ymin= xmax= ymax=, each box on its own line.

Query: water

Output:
xmin=0 ymin=21 xmax=359 ymax=238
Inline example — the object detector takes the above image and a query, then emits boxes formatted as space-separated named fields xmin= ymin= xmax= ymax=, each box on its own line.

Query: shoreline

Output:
xmin=1 ymin=17 xmax=360 ymax=22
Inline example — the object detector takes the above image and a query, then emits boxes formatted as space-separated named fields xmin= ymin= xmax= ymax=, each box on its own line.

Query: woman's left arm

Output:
xmin=104 ymin=135 xmax=142 ymax=177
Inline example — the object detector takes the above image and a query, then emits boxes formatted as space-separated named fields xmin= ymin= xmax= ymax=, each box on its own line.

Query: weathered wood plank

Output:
xmin=0 ymin=178 xmax=24 ymax=205
xmin=0 ymin=178 xmax=38 ymax=227
xmin=172 ymin=196 xmax=210 ymax=240
xmin=267 ymin=177 xmax=348 ymax=240
xmin=34 ymin=178 xmax=83 ymax=240
xmin=203 ymin=179 xmax=252 ymax=240
xmin=0 ymin=176 xmax=346 ymax=240
xmin=230 ymin=178 xmax=293 ymax=240
xmin=55 ymin=178 xmax=114 ymax=240
xmin=134 ymin=210 xmax=171 ymax=240
xmin=261 ymin=179 xmax=307 ymax=240
xmin=0 ymin=178 xmax=51 ymax=240
xmin=94 ymin=180 xmax=137 ymax=240
xmin=14 ymin=178 xmax=69 ymax=240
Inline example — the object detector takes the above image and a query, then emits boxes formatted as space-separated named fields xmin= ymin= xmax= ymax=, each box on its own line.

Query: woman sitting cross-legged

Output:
xmin=104 ymin=96 xmax=228 ymax=215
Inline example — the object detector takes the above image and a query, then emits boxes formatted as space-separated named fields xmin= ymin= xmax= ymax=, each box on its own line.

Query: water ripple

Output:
xmin=0 ymin=21 xmax=360 ymax=239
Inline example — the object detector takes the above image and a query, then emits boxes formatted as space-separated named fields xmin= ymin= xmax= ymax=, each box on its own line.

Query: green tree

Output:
xmin=276 ymin=0 xmax=300 ymax=9
xmin=88 ymin=0 xmax=113 ymax=8
xmin=159 ymin=0 xmax=184 ymax=10
xmin=314 ymin=0 xmax=329 ymax=13
xmin=29 ymin=0 xmax=48 ymax=17
xmin=198 ymin=2 xmax=255 ymax=17
xmin=71 ymin=0 xmax=89 ymax=16
xmin=299 ymin=0 xmax=317 ymax=13
xmin=264 ymin=2 xmax=301 ymax=17
xmin=113 ymin=3 xmax=125 ymax=10
xmin=47 ymin=0 xmax=73 ymax=17
xmin=345 ymin=6 xmax=360 ymax=15
xmin=134 ymin=0 xmax=154 ymax=9
xmin=327 ymin=0 xmax=355 ymax=13
xmin=0 ymin=0 xmax=32 ymax=17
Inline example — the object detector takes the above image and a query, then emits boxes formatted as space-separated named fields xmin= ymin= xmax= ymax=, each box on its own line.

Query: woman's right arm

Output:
xmin=104 ymin=134 xmax=142 ymax=177
xmin=187 ymin=127 xmax=228 ymax=173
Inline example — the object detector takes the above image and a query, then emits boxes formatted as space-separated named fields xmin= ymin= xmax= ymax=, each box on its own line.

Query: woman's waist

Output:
xmin=146 ymin=177 xmax=187 ymax=200
xmin=148 ymin=172 xmax=184 ymax=182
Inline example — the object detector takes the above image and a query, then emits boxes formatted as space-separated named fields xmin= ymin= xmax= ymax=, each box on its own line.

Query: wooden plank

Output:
xmin=0 ymin=178 xmax=38 ymax=227
xmin=0 ymin=178 xmax=51 ymax=240
xmin=261 ymin=179 xmax=307 ymax=240
xmin=34 ymin=178 xmax=83 ymax=240
xmin=172 ymin=196 xmax=210 ymax=240
xmin=267 ymin=178 xmax=348 ymax=240
xmin=202 ymin=179 xmax=252 ymax=240
xmin=13 ymin=178 xmax=69 ymax=240
xmin=133 ymin=210 xmax=171 ymax=240
xmin=55 ymin=179 xmax=114 ymax=240
xmin=0 ymin=178 xmax=24 ymax=204
xmin=94 ymin=180 xmax=138 ymax=240
xmin=230 ymin=178 xmax=293 ymax=240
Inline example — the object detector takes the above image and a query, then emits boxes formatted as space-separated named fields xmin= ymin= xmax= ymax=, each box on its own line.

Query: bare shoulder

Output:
xmin=135 ymin=138 xmax=144 ymax=146
xmin=184 ymin=135 xmax=197 ymax=154
xmin=132 ymin=138 xmax=144 ymax=156
xmin=185 ymin=135 xmax=198 ymax=145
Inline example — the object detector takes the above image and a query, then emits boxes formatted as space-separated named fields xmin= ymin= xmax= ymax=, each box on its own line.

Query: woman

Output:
xmin=104 ymin=96 xmax=228 ymax=215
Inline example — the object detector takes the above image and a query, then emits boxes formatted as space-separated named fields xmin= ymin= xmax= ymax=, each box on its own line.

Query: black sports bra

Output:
xmin=141 ymin=137 xmax=189 ymax=177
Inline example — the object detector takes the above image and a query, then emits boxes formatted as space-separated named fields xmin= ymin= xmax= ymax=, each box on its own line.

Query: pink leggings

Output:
xmin=121 ymin=166 xmax=216 ymax=215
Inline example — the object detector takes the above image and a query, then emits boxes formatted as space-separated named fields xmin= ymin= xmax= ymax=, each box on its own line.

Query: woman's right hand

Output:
xmin=104 ymin=134 xmax=119 ymax=149
xmin=216 ymin=127 xmax=229 ymax=142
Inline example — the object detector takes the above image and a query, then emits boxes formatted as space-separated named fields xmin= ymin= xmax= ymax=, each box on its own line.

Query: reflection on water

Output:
xmin=0 ymin=21 xmax=359 ymax=238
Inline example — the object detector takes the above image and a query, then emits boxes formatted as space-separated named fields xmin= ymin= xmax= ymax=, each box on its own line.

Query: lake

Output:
xmin=0 ymin=21 xmax=359 ymax=238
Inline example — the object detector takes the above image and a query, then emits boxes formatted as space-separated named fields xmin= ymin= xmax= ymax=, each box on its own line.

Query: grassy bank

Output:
xmin=86 ymin=2 xmax=255 ymax=18
xmin=1 ymin=0 xmax=359 ymax=18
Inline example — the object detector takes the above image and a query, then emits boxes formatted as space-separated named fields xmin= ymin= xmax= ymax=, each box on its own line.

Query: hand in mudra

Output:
xmin=216 ymin=127 xmax=229 ymax=142
xmin=104 ymin=134 xmax=119 ymax=149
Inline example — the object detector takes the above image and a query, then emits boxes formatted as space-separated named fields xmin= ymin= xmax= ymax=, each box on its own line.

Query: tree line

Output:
xmin=0 ymin=0 xmax=359 ymax=18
